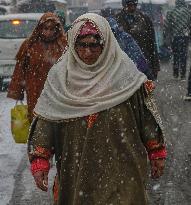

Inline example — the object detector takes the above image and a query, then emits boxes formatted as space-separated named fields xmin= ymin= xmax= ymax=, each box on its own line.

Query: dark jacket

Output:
xmin=108 ymin=17 xmax=154 ymax=80
xmin=116 ymin=9 xmax=160 ymax=80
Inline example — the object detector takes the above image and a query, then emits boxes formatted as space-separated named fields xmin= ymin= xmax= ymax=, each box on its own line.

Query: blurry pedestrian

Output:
xmin=7 ymin=12 xmax=67 ymax=122
xmin=101 ymin=10 xmax=155 ymax=91
xmin=103 ymin=14 xmax=154 ymax=80
xmin=28 ymin=13 xmax=166 ymax=205
xmin=116 ymin=0 xmax=160 ymax=80
xmin=163 ymin=0 xmax=191 ymax=79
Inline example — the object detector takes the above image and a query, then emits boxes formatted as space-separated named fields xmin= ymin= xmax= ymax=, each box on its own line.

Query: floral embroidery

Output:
xmin=144 ymin=94 xmax=165 ymax=137
xmin=30 ymin=146 xmax=52 ymax=159
xmin=86 ymin=113 xmax=98 ymax=128
xmin=144 ymin=80 xmax=155 ymax=93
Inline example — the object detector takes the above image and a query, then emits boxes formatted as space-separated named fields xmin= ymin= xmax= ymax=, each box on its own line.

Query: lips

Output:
xmin=83 ymin=58 xmax=95 ymax=64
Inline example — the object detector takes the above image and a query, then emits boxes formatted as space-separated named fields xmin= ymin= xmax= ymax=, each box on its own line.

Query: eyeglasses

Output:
xmin=75 ymin=42 xmax=102 ymax=49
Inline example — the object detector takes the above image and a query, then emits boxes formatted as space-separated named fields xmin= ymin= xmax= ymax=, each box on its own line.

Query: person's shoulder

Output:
xmin=183 ymin=7 xmax=191 ymax=14
xmin=170 ymin=7 xmax=183 ymax=14
xmin=170 ymin=6 xmax=190 ymax=16
xmin=19 ymin=39 xmax=29 ymax=51
xmin=135 ymin=9 xmax=144 ymax=16
xmin=107 ymin=17 xmax=118 ymax=28
xmin=21 ymin=38 xmax=29 ymax=45
xmin=15 ymin=39 xmax=30 ymax=59
xmin=123 ymin=84 xmax=145 ymax=104
xmin=137 ymin=10 xmax=151 ymax=21
xmin=137 ymin=10 xmax=153 ymax=25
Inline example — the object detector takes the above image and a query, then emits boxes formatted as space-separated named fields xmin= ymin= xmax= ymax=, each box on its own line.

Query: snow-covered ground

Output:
xmin=0 ymin=92 xmax=26 ymax=205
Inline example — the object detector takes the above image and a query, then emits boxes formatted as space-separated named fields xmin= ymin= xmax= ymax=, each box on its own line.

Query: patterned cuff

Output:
xmin=31 ymin=158 xmax=50 ymax=176
xmin=28 ymin=145 xmax=53 ymax=162
xmin=148 ymin=147 xmax=167 ymax=160
xmin=145 ymin=139 xmax=163 ymax=150
xmin=144 ymin=80 xmax=155 ymax=93
xmin=34 ymin=146 xmax=52 ymax=159
xmin=86 ymin=113 xmax=98 ymax=128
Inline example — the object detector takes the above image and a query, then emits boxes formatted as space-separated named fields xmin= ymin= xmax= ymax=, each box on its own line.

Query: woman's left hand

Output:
xmin=150 ymin=158 xmax=165 ymax=178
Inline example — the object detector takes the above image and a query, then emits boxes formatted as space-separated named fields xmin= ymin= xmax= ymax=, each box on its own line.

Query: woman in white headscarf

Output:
xmin=28 ymin=13 xmax=166 ymax=205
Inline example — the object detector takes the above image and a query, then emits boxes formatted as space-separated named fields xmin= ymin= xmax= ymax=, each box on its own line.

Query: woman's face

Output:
xmin=40 ymin=20 xmax=58 ymax=41
xmin=75 ymin=35 xmax=103 ymax=65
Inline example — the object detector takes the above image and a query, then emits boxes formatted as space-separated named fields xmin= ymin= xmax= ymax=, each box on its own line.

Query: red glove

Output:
xmin=150 ymin=158 xmax=165 ymax=179
xmin=148 ymin=147 xmax=167 ymax=179
xmin=31 ymin=158 xmax=50 ymax=192
xmin=148 ymin=147 xmax=167 ymax=161
xmin=146 ymin=139 xmax=167 ymax=178
xmin=31 ymin=158 xmax=50 ymax=175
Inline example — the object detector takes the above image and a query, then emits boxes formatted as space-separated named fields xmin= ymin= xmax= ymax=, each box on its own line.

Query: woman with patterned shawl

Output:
xmin=28 ymin=13 xmax=166 ymax=205
xmin=7 ymin=12 xmax=67 ymax=122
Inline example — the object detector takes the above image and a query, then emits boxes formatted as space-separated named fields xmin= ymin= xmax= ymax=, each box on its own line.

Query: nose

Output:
xmin=46 ymin=30 xmax=51 ymax=34
xmin=44 ymin=29 xmax=53 ymax=37
xmin=83 ymin=47 xmax=92 ymax=56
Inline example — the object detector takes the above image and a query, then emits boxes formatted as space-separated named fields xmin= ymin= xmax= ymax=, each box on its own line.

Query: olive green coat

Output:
xmin=28 ymin=87 xmax=164 ymax=205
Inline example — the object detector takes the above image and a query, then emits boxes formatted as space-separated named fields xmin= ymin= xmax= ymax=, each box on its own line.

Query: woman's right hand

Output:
xmin=31 ymin=158 xmax=50 ymax=192
xmin=33 ymin=170 xmax=48 ymax=192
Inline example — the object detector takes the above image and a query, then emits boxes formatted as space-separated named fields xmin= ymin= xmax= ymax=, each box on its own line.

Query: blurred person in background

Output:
xmin=28 ymin=13 xmax=166 ymax=205
xmin=163 ymin=0 xmax=191 ymax=80
xmin=101 ymin=8 xmax=154 ymax=80
xmin=107 ymin=17 xmax=155 ymax=91
xmin=7 ymin=12 xmax=67 ymax=122
xmin=116 ymin=0 xmax=160 ymax=80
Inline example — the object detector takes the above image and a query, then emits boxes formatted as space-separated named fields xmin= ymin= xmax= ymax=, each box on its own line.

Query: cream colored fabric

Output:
xmin=35 ymin=13 xmax=147 ymax=120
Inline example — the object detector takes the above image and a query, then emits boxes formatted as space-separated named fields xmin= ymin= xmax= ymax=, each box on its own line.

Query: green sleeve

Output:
xmin=28 ymin=117 xmax=55 ymax=162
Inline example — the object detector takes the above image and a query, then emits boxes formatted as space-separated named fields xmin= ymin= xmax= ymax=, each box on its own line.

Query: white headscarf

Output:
xmin=35 ymin=13 xmax=147 ymax=120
